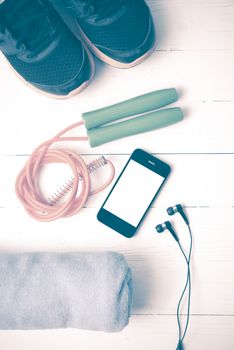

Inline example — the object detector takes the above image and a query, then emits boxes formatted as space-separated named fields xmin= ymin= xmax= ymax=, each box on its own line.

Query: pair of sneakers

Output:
xmin=0 ymin=0 xmax=155 ymax=99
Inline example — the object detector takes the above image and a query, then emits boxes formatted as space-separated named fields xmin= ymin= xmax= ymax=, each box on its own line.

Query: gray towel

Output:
xmin=0 ymin=251 xmax=132 ymax=332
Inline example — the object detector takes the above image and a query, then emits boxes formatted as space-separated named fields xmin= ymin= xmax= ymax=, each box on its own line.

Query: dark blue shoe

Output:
xmin=0 ymin=0 xmax=95 ymax=98
xmin=47 ymin=0 xmax=156 ymax=68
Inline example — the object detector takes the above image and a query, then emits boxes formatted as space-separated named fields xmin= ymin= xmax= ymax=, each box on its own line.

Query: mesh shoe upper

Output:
xmin=79 ymin=0 xmax=153 ymax=51
xmin=7 ymin=27 xmax=88 ymax=87
xmin=48 ymin=0 xmax=156 ymax=64
xmin=0 ymin=0 xmax=92 ymax=96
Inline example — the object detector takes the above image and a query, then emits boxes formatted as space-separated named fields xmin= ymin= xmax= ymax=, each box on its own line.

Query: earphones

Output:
xmin=156 ymin=204 xmax=193 ymax=350
xmin=156 ymin=204 xmax=190 ymax=237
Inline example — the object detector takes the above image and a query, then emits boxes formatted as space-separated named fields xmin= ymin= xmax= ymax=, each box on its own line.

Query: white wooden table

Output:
xmin=0 ymin=1 xmax=234 ymax=349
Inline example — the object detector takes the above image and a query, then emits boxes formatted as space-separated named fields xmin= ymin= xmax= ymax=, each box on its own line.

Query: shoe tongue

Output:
xmin=75 ymin=0 xmax=127 ymax=22
xmin=0 ymin=0 xmax=57 ymax=57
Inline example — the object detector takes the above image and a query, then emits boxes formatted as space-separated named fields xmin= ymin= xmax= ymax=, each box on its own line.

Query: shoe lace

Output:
xmin=81 ymin=0 xmax=127 ymax=21
xmin=2 ymin=0 xmax=56 ymax=57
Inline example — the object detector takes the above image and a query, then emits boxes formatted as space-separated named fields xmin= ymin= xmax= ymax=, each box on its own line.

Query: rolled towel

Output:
xmin=0 ymin=251 xmax=132 ymax=332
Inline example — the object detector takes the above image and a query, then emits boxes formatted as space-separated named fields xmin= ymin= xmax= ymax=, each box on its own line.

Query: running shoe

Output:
xmin=47 ymin=0 xmax=156 ymax=68
xmin=0 ymin=0 xmax=94 ymax=98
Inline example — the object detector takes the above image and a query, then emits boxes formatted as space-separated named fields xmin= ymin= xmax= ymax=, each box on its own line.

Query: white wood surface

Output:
xmin=0 ymin=1 xmax=234 ymax=349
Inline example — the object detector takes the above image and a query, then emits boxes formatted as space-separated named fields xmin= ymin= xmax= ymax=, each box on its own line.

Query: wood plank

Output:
xmin=148 ymin=0 xmax=234 ymax=50
xmin=0 ymin=315 xmax=233 ymax=350
xmin=0 ymin=208 xmax=234 ymax=315
xmin=1 ymin=50 xmax=233 ymax=154
xmin=1 ymin=154 xmax=234 ymax=208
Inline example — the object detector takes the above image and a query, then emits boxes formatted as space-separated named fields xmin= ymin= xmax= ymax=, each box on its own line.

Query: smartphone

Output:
xmin=97 ymin=149 xmax=171 ymax=238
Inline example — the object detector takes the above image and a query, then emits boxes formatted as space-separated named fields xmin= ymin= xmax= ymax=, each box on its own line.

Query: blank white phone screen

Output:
xmin=103 ymin=160 xmax=165 ymax=227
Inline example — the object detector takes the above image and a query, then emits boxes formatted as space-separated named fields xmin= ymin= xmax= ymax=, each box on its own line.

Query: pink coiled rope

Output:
xmin=15 ymin=121 xmax=115 ymax=222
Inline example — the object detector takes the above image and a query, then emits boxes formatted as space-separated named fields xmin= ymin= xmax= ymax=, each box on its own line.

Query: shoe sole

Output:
xmin=1 ymin=46 xmax=95 ymax=99
xmin=72 ymin=22 xmax=155 ymax=69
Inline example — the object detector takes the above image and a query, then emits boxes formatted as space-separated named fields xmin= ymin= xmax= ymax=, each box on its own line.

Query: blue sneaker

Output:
xmin=47 ymin=0 xmax=156 ymax=68
xmin=0 ymin=0 xmax=95 ymax=98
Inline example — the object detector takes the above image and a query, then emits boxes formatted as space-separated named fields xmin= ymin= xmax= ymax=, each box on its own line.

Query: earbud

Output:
xmin=156 ymin=221 xmax=179 ymax=242
xmin=167 ymin=204 xmax=189 ymax=225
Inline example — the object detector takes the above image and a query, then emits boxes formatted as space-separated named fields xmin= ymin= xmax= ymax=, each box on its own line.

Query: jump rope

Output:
xmin=15 ymin=121 xmax=115 ymax=221
xmin=15 ymin=88 xmax=192 ymax=348
xmin=15 ymin=88 xmax=183 ymax=221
